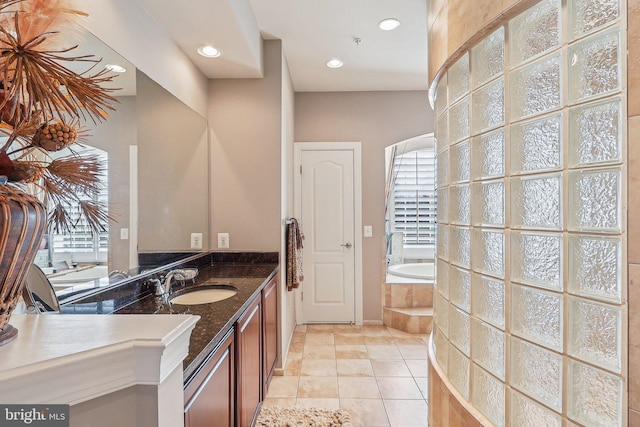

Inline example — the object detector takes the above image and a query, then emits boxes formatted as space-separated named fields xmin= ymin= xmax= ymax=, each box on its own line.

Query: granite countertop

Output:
xmin=60 ymin=253 xmax=278 ymax=385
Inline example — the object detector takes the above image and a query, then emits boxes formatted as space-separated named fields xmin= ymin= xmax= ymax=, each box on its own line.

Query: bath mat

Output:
xmin=255 ymin=405 xmax=353 ymax=427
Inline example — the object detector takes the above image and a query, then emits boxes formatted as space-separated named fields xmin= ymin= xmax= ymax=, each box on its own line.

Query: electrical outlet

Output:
xmin=364 ymin=225 xmax=373 ymax=237
xmin=218 ymin=233 xmax=229 ymax=249
xmin=190 ymin=233 xmax=203 ymax=249
xmin=120 ymin=228 xmax=129 ymax=240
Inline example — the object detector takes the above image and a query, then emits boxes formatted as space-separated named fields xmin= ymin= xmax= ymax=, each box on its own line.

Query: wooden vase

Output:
xmin=0 ymin=184 xmax=47 ymax=346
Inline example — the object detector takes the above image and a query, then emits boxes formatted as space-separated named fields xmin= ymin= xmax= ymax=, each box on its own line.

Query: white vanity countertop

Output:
xmin=0 ymin=314 xmax=200 ymax=405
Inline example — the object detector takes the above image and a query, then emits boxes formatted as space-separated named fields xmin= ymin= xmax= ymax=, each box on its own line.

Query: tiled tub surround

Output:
xmin=383 ymin=283 xmax=434 ymax=334
xmin=60 ymin=251 xmax=279 ymax=382
xmin=430 ymin=0 xmax=627 ymax=425
xmin=381 ymin=238 xmax=435 ymax=334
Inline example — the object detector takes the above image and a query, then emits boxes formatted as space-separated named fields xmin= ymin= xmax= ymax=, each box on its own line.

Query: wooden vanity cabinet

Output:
xmin=236 ymin=296 xmax=262 ymax=427
xmin=184 ymin=330 xmax=235 ymax=427
xmin=183 ymin=273 xmax=279 ymax=427
xmin=262 ymin=275 xmax=278 ymax=395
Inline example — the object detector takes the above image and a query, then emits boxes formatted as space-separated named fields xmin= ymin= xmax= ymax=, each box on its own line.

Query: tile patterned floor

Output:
xmin=264 ymin=324 xmax=430 ymax=427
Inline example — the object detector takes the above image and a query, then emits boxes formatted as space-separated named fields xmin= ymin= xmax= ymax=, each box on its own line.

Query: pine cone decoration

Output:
xmin=31 ymin=120 xmax=78 ymax=151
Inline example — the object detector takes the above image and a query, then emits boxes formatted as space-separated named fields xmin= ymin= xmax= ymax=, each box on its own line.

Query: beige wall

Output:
xmin=280 ymin=54 xmax=297 ymax=366
xmin=90 ymin=96 xmax=137 ymax=271
xmin=294 ymin=91 xmax=433 ymax=320
xmin=208 ymin=39 xmax=296 ymax=368
xmin=208 ymin=40 xmax=283 ymax=251
xmin=138 ymin=72 xmax=209 ymax=253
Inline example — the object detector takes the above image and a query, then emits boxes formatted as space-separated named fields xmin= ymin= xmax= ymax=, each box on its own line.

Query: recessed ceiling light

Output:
xmin=378 ymin=18 xmax=400 ymax=31
xmin=105 ymin=64 xmax=126 ymax=73
xmin=326 ymin=59 xmax=344 ymax=69
xmin=198 ymin=45 xmax=222 ymax=58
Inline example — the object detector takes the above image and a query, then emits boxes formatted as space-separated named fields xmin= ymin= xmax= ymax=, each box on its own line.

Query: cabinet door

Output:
xmin=184 ymin=332 xmax=234 ymax=427
xmin=262 ymin=275 xmax=278 ymax=393
xmin=236 ymin=297 xmax=262 ymax=427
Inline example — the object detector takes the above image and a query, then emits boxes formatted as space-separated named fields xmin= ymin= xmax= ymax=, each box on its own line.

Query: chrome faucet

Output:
xmin=154 ymin=268 xmax=198 ymax=297
xmin=108 ymin=270 xmax=130 ymax=281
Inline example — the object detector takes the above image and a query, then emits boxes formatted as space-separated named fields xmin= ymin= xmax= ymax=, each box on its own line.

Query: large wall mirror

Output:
xmin=39 ymin=30 xmax=209 ymax=299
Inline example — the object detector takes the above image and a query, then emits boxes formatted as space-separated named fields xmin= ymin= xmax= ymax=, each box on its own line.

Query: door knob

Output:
xmin=341 ymin=243 xmax=353 ymax=249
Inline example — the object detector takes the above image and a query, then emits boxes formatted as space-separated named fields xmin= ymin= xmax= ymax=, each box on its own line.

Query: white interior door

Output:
xmin=297 ymin=146 xmax=358 ymax=323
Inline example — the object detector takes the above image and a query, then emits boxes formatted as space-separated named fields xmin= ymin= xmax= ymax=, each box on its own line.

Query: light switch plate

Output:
xmin=191 ymin=233 xmax=203 ymax=249
xmin=218 ymin=233 xmax=229 ymax=249
xmin=120 ymin=228 xmax=129 ymax=240
xmin=364 ymin=225 xmax=373 ymax=237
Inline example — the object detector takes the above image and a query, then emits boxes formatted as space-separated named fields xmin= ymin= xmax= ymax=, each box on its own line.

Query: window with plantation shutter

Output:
xmin=389 ymin=148 xmax=437 ymax=246
xmin=50 ymin=147 xmax=109 ymax=263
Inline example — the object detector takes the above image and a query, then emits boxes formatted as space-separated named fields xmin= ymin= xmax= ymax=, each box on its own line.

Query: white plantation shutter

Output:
xmin=50 ymin=196 xmax=109 ymax=253
xmin=390 ymin=148 xmax=436 ymax=245
xmin=51 ymin=148 xmax=109 ymax=261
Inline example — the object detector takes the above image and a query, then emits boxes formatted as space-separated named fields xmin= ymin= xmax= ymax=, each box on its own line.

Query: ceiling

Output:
xmin=136 ymin=0 xmax=428 ymax=92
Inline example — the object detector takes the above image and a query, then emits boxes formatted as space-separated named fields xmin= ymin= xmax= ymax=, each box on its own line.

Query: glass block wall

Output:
xmin=432 ymin=0 xmax=627 ymax=425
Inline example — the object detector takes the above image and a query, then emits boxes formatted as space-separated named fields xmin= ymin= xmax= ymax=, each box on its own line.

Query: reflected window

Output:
xmin=49 ymin=146 xmax=109 ymax=264
xmin=389 ymin=147 xmax=437 ymax=246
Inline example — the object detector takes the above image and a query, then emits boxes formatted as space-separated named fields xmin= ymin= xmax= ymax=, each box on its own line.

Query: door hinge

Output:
xmin=301 ymin=291 xmax=303 ymax=301
xmin=299 ymin=165 xmax=302 ymax=174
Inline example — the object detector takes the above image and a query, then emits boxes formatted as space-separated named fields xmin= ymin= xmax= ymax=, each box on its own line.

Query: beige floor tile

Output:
xmin=336 ymin=359 xmax=375 ymax=377
xmin=335 ymin=333 xmax=366 ymax=345
xmin=371 ymin=360 xmax=412 ymax=377
xmin=384 ymin=399 xmax=428 ymax=427
xmin=292 ymin=330 xmax=306 ymax=340
xmin=376 ymin=377 xmax=424 ymax=400
xmin=338 ymin=377 xmax=381 ymax=399
xmin=333 ymin=324 xmax=362 ymax=333
xmin=295 ymin=398 xmax=340 ymax=409
xmin=287 ymin=351 xmax=303 ymax=360
xmin=303 ymin=343 xmax=336 ymax=359
xmin=284 ymin=358 xmax=303 ymax=376
xmin=414 ymin=377 xmax=428 ymax=400
xmin=364 ymin=335 xmax=397 ymax=344
xmin=289 ymin=340 xmax=305 ymax=353
xmin=405 ymin=360 xmax=428 ymax=378
xmin=341 ymin=398 xmax=390 ymax=427
xmin=305 ymin=332 xmax=335 ymax=345
xmin=270 ymin=326 xmax=430 ymax=427
xmin=387 ymin=327 xmax=417 ymax=338
xmin=336 ymin=344 xmax=368 ymax=359
xmin=297 ymin=376 xmax=339 ymax=398
xmin=397 ymin=344 xmax=428 ymax=360
xmin=262 ymin=397 xmax=296 ymax=407
xmin=306 ymin=324 xmax=334 ymax=333
xmin=361 ymin=325 xmax=392 ymax=336
xmin=267 ymin=376 xmax=300 ymax=398
xmin=300 ymin=359 xmax=337 ymax=376
xmin=393 ymin=335 xmax=427 ymax=345
xmin=366 ymin=344 xmax=403 ymax=360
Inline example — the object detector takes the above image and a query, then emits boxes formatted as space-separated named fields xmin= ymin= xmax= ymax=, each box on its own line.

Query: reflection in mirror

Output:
xmin=384 ymin=134 xmax=436 ymax=283
xmin=31 ymin=30 xmax=209 ymax=302
xmin=23 ymin=264 xmax=60 ymax=313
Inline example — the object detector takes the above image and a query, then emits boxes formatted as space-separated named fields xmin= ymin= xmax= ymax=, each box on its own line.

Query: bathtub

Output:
xmin=47 ymin=265 xmax=109 ymax=285
xmin=387 ymin=262 xmax=435 ymax=280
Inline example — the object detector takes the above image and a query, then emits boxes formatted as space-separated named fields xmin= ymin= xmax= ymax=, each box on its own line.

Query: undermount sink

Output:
xmin=170 ymin=285 xmax=238 ymax=305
